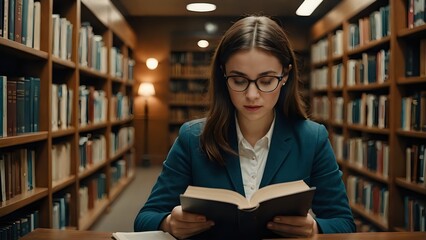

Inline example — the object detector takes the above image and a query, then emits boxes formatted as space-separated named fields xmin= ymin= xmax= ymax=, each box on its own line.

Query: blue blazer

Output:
xmin=134 ymin=113 xmax=355 ymax=238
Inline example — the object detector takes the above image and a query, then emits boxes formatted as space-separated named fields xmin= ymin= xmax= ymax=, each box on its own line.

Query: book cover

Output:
xmin=180 ymin=180 xmax=316 ymax=239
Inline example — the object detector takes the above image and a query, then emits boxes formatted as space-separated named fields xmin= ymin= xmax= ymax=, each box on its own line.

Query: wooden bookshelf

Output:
xmin=310 ymin=0 xmax=426 ymax=232
xmin=168 ymin=50 xmax=211 ymax=146
xmin=0 ymin=0 xmax=136 ymax=234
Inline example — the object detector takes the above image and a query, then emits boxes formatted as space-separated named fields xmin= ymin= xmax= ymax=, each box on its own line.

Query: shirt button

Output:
xmin=252 ymin=156 xmax=256 ymax=160
xmin=251 ymin=175 xmax=255 ymax=179
xmin=251 ymin=186 xmax=255 ymax=190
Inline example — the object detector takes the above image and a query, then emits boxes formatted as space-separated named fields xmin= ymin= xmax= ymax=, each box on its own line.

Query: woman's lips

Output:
xmin=244 ymin=105 xmax=261 ymax=111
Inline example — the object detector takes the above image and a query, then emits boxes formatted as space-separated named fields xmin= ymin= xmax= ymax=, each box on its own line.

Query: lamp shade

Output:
xmin=138 ymin=82 xmax=155 ymax=97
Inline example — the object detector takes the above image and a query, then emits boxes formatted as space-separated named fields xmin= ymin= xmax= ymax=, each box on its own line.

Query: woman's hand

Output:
xmin=160 ymin=205 xmax=215 ymax=239
xmin=267 ymin=213 xmax=318 ymax=238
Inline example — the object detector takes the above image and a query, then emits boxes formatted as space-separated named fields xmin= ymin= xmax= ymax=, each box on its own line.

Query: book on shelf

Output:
xmin=112 ymin=231 xmax=176 ymax=240
xmin=180 ymin=180 xmax=316 ymax=238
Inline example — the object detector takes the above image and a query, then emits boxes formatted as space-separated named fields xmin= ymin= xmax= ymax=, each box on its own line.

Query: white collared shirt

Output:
xmin=236 ymin=116 xmax=275 ymax=199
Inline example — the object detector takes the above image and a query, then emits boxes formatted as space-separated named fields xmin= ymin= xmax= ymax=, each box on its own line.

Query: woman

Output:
xmin=134 ymin=15 xmax=355 ymax=239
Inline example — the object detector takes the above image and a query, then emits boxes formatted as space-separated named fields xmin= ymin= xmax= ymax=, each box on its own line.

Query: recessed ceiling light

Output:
xmin=296 ymin=0 xmax=323 ymax=16
xmin=197 ymin=40 xmax=209 ymax=48
xmin=186 ymin=3 xmax=216 ymax=12
xmin=205 ymin=22 xmax=218 ymax=34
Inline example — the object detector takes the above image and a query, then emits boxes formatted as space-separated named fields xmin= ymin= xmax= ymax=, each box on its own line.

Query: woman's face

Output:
xmin=224 ymin=48 xmax=287 ymax=125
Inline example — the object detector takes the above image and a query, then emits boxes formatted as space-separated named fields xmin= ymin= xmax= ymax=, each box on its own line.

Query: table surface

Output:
xmin=20 ymin=228 xmax=426 ymax=240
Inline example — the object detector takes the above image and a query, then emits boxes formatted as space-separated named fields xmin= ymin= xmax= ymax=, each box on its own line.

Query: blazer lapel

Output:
xmin=225 ymin=120 xmax=245 ymax=196
xmin=260 ymin=114 xmax=294 ymax=187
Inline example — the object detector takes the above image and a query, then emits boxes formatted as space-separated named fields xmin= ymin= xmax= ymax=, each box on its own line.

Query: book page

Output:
xmin=183 ymin=186 xmax=250 ymax=208
xmin=112 ymin=231 xmax=176 ymax=240
xmin=250 ymin=180 xmax=310 ymax=205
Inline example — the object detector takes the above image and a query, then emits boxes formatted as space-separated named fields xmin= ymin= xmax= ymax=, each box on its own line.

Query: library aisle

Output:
xmin=90 ymin=165 xmax=162 ymax=232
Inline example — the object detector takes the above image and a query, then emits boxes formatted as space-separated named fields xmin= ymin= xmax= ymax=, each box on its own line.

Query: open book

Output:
xmin=180 ymin=180 xmax=316 ymax=239
xmin=112 ymin=231 xmax=176 ymax=240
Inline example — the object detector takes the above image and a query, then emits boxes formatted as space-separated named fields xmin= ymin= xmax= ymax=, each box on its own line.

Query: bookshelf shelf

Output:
xmin=0 ymin=188 xmax=49 ymax=217
xmin=310 ymin=0 xmax=426 ymax=232
xmin=395 ymin=178 xmax=426 ymax=195
xmin=0 ymin=0 xmax=136 ymax=234
xmin=0 ymin=132 xmax=49 ymax=147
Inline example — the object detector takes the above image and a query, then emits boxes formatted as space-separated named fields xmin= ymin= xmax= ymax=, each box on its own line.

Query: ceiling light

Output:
xmin=205 ymin=22 xmax=218 ymax=34
xmin=197 ymin=40 xmax=209 ymax=48
xmin=296 ymin=0 xmax=323 ymax=16
xmin=186 ymin=3 xmax=216 ymax=12
xmin=146 ymin=58 xmax=159 ymax=70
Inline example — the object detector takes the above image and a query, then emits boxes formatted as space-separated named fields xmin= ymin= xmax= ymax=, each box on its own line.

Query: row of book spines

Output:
xmin=347 ymin=94 xmax=389 ymax=128
xmin=405 ymin=143 xmax=426 ymax=184
xmin=401 ymin=91 xmax=426 ymax=132
xmin=51 ymin=142 xmax=71 ymax=183
xmin=0 ymin=209 xmax=39 ymax=239
xmin=347 ymin=49 xmax=390 ymax=86
xmin=169 ymin=108 xmax=205 ymax=123
xmin=79 ymin=173 xmax=106 ymax=218
xmin=169 ymin=93 xmax=207 ymax=103
xmin=311 ymin=49 xmax=390 ymax=90
xmin=405 ymin=39 xmax=426 ymax=77
xmin=404 ymin=195 xmax=426 ymax=231
xmin=347 ymin=4 xmax=390 ymax=49
xmin=52 ymin=193 xmax=71 ymax=230
xmin=0 ymin=76 xmax=40 ymax=137
xmin=311 ymin=96 xmax=329 ymax=121
xmin=170 ymin=80 xmax=207 ymax=93
xmin=78 ymin=22 xmax=107 ymax=73
xmin=110 ymin=159 xmax=127 ymax=187
xmin=346 ymin=175 xmax=389 ymax=221
xmin=110 ymin=126 xmax=134 ymax=156
xmin=0 ymin=148 xmax=36 ymax=203
xmin=346 ymin=138 xmax=389 ymax=177
xmin=78 ymin=85 xmax=107 ymax=127
xmin=78 ymin=134 xmax=106 ymax=173
xmin=110 ymin=94 xmax=133 ymax=121
xmin=0 ymin=0 xmax=41 ymax=50
xmin=52 ymin=13 xmax=72 ymax=60
xmin=51 ymin=83 xmax=72 ymax=131
xmin=170 ymin=51 xmax=212 ymax=66
xmin=407 ymin=0 xmax=426 ymax=28
xmin=170 ymin=65 xmax=210 ymax=78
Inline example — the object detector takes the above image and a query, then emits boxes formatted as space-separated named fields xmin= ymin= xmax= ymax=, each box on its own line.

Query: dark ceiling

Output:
xmin=112 ymin=0 xmax=341 ymax=24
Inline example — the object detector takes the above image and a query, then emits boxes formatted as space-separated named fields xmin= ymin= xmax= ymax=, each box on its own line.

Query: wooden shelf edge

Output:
xmin=395 ymin=178 xmax=426 ymax=195
xmin=78 ymin=161 xmax=107 ymax=180
xmin=346 ymin=163 xmax=388 ymax=184
xmin=52 ymin=175 xmax=77 ymax=193
xmin=350 ymin=203 xmax=388 ymax=231
xmin=0 ymin=38 xmax=49 ymax=60
xmin=0 ymin=188 xmax=49 ymax=217
xmin=0 ymin=132 xmax=48 ymax=148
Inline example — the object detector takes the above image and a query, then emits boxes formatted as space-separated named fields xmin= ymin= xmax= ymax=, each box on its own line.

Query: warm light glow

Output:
xmin=138 ymin=82 xmax=155 ymax=97
xmin=186 ymin=3 xmax=216 ymax=12
xmin=146 ymin=58 xmax=159 ymax=70
xmin=296 ymin=0 xmax=323 ymax=16
xmin=197 ymin=40 xmax=209 ymax=48
xmin=205 ymin=22 xmax=218 ymax=33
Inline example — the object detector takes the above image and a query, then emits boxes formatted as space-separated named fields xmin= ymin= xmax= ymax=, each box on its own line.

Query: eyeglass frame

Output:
xmin=224 ymin=71 xmax=287 ymax=93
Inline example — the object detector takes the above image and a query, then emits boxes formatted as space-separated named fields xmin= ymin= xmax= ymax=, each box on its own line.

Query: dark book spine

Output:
xmin=14 ymin=0 xmax=21 ymax=43
xmin=8 ymin=0 xmax=15 ymax=40
xmin=6 ymin=79 xmax=16 ymax=136
xmin=15 ymin=77 xmax=24 ymax=134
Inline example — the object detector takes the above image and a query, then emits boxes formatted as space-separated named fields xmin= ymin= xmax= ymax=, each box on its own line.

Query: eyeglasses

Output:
xmin=225 ymin=74 xmax=286 ymax=92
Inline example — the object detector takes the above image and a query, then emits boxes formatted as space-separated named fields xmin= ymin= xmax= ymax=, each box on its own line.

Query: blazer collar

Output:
xmin=225 ymin=112 xmax=295 ymax=195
